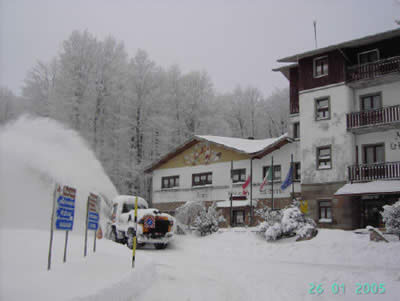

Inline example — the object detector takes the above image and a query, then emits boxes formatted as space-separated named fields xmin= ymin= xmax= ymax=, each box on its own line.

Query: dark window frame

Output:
xmin=360 ymin=92 xmax=382 ymax=111
xmin=315 ymin=96 xmax=331 ymax=121
xmin=192 ymin=172 xmax=212 ymax=186
xmin=362 ymin=143 xmax=385 ymax=164
xmin=318 ymin=200 xmax=332 ymax=221
xmin=161 ymin=175 xmax=180 ymax=189
xmin=358 ymin=49 xmax=379 ymax=65
xmin=262 ymin=165 xmax=282 ymax=182
xmin=313 ymin=55 xmax=329 ymax=78
xmin=293 ymin=122 xmax=300 ymax=139
xmin=316 ymin=145 xmax=332 ymax=170
xmin=231 ymin=168 xmax=247 ymax=183
xmin=293 ymin=162 xmax=301 ymax=182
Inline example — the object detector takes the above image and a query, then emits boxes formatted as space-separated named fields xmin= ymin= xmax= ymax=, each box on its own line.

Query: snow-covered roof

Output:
xmin=335 ymin=180 xmax=400 ymax=196
xmin=196 ymin=134 xmax=288 ymax=154
xmin=144 ymin=133 xmax=291 ymax=173
xmin=112 ymin=195 xmax=149 ymax=208
xmin=217 ymin=200 xmax=258 ymax=208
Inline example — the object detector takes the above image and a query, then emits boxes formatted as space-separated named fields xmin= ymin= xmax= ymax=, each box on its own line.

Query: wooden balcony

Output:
xmin=348 ymin=161 xmax=400 ymax=183
xmin=346 ymin=105 xmax=400 ymax=131
xmin=347 ymin=56 xmax=400 ymax=83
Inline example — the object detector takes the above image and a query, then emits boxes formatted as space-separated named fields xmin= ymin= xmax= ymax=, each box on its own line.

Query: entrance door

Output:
xmin=361 ymin=195 xmax=398 ymax=228
xmin=232 ymin=210 xmax=245 ymax=226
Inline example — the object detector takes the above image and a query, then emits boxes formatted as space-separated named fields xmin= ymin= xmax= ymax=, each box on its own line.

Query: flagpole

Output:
xmin=271 ymin=156 xmax=274 ymax=210
xmin=291 ymin=154 xmax=295 ymax=202
xmin=250 ymin=158 xmax=253 ymax=226
xmin=230 ymin=160 xmax=233 ymax=227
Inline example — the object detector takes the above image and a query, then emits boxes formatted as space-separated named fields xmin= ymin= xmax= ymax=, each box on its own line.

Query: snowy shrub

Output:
xmin=193 ymin=202 xmax=220 ymax=236
xmin=175 ymin=201 xmax=222 ymax=236
xmin=175 ymin=201 xmax=206 ymax=226
xmin=257 ymin=205 xmax=317 ymax=241
xmin=381 ymin=201 xmax=400 ymax=237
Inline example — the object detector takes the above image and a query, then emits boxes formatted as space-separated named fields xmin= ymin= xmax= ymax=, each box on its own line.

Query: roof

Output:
xmin=277 ymin=28 xmax=400 ymax=63
xmin=112 ymin=195 xmax=149 ymax=208
xmin=334 ymin=180 xmax=400 ymax=196
xmin=144 ymin=134 xmax=291 ymax=173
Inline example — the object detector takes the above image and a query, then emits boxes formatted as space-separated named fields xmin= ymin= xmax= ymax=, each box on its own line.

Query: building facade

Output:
xmin=145 ymin=135 xmax=300 ymax=226
xmin=274 ymin=28 xmax=400 ymax=229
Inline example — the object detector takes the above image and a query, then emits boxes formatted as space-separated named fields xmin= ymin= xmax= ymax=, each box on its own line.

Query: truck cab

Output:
xmin=110 ymin=195 xmax=174 ymax=249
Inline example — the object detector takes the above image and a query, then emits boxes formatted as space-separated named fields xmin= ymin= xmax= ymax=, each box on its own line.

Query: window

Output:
xmin=358 ymin=49 xmax=379 ymax=65
xmin=263 ymin=165 xmax=281 ymax=182
xmin=161 ymin=175 xmax=179 ymax=189
xmin=293 ymin=162 xmax=301 ymax=181
xmin=293 ymin=122 xmax=300 ymax=139
xmin=231 ymin=168 xmax=246 ymax=183
xmin=363 ymin=144 xmax=384 ymax=164
xmin=314 ymin=56 xmax=328 ymax=77
xmin=315 ymin=97 xmax=330 ymax=120
xmin=360 ymin=93 xmax=381 ymax=111
xmin=317 ymin=146 xmax=332 ymax=169
xmin=319 ymin=200 xmax=332 ymax=222
xmin=192 ymin=172 xmax=212 ymax=186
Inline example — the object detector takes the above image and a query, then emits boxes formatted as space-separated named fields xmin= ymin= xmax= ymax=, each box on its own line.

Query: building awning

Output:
xmin=334 ymin=180 xmax=400 ymax=196
xmin=217 ymin=200 xmax=258 ymax=208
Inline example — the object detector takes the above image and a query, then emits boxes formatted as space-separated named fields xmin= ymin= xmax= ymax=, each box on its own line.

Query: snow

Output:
xmin=0 ymin=116 xmax=118 ymax=234
xmin=319 ymin=218 xmax=332 ymax=223
xmin=112 ymin=195 xmax=149 ymax=209
xmin=335 ymin=180 xmax=400 ymax=195
xmin=196 ymin=133 xmax=288 ymax=154
xmin=2 ymin=227 xmax=400 ymax=300
xmin=216 ymin=199 xmax=257 ymax=208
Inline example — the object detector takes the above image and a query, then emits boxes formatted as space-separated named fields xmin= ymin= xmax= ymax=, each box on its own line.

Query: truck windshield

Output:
xmin=122 ymin=203 xmax=135 ymax=213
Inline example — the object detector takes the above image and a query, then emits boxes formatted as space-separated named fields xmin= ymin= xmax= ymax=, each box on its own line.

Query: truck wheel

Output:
xmin=154 ymin=243 xmax=167 ymax=250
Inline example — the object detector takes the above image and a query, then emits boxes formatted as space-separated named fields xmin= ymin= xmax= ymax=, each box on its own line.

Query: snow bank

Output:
xmin=0 ymin=115 xmax=118 ymax=232
xmin=0 ymin=229 xmax=154 ymax=301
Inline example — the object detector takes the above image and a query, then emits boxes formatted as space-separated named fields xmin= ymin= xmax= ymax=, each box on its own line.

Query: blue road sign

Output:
xmin=88 ymin=221 xmax=98 ymax=231
xmin=56 ymin=207 xmax=74 ymax=220
xmin=56 ymin=219 xmax=74 ymax=231
xmin=88 ymin=212 xmax=99 ymax=222
xmin=55 ymin=191 xmax=76 ymax=231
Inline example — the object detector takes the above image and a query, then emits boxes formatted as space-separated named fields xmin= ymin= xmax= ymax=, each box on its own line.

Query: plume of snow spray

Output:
xmin=0 ymin=115 xmax=118 ymax=233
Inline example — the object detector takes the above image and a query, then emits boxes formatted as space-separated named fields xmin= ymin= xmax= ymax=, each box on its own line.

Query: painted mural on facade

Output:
xmin=184 ymin=142 xmax=222 ymax=166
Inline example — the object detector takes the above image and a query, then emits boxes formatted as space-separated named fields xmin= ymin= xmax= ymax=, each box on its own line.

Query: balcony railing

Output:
xmin=348 ymin=161 xmax=400 ymax=183
xmin=346 ymin=105 xmax=400 ymax=130
xmin=347 ymin=56 xmax=400 ymax=82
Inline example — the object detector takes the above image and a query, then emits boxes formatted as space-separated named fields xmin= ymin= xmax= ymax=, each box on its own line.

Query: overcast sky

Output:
xmin=1 ymin=0 xmax=399 ymax=96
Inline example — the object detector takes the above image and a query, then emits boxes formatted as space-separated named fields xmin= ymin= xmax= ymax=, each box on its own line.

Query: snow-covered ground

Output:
xmin=1 ymin=228 xmax=399 ymax=301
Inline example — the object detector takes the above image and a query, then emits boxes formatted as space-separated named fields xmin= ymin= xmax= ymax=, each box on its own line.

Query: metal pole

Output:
xmin=250 ymin=158 xmax=253 ymax=226
xmin=84 ymin=197 xmax=89 ymax=257
xmin=230 ymin=160 xmax=233 ymax=227
xmin=132 ymin=196 xmax=138 ymax=268
xmin=291 ymin=154 xmax=295 ymax=202
xmin=271 ymin=156 xmax=274 ymax=210
xmin=63 ymin=230 xmax=69 ymax=263
xmin=93 ymin=231 xmax=97 ymax=253
xmin=313 ymin=20 xmax=318 ymax=49
xmin=48 ymin=183 xmax=58 ymax=270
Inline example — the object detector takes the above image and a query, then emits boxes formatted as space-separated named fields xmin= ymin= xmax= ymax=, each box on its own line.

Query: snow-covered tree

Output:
xmin=175 ymin=201 xmax=206 ymax=226
xmin=257 ymin=205 xmax=317 ymax=241
xmin=381 ymin=201 xmax=400 ymax=238
xmin=193 ymin=202 xmax=220 ymax=236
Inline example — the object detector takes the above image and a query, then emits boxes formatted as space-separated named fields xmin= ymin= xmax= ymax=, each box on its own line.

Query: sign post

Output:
xmin=132 ymin=196 xmax=138 ymax=268
xmin=48 ymin=183 xmax=60 ymax=270
xmin=56 ymin=186 xmax=76 ymax=263
xmin=85 ymin=193 xmax=100 ymax=257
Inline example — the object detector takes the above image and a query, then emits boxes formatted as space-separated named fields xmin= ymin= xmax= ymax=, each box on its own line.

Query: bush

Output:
xmin=381 ymin=201 xmax=400 ymax=237
xmin=175 ymin=201 xmax=223 ymax=236
xmin=256 ymin=205 xmax=317 ymax=241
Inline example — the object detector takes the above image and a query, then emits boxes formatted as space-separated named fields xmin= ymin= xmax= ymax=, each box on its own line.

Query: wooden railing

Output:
xmin=348 ymin=161 xmax=400 ymax=183
xmin=347 ymin=56 xmax=400 ymax=82
xmin=346 ymin=105 xmax=400 ymax=130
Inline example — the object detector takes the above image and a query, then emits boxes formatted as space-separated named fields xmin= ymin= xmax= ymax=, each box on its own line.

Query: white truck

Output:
xmin=110 ymin=195 xmax=174 ymax=249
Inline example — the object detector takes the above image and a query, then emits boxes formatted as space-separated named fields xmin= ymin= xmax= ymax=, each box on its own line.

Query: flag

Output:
xmin=242 ymin=175 xmax=251 ymax=195
xmin=260 ymin=167 xmax=272 ymax=192
xmin=280 ymin=165 xmax=293 ymax=191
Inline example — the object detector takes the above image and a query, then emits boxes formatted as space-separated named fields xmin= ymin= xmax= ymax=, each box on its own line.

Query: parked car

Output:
xmin=110 ymin=195 xmax=174 ymax=249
